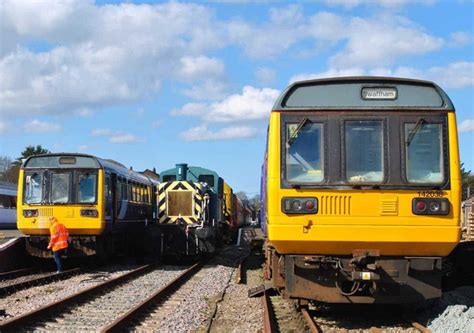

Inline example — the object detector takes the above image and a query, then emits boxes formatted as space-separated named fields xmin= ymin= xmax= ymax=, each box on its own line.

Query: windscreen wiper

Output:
xmin=287 ymin=118 xmax=311 ymax=146
xmin=406 ymin=118 xmax=426 ymax=146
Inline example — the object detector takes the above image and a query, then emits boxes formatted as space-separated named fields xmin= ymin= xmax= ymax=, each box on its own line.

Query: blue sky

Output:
xmin=0 ymin=0 xmax=473 ymax=195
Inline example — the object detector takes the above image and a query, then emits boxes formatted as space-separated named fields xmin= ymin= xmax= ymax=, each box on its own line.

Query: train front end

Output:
xmin=262 ymin=77 xmax=461 ymax=303
xmin=17 ymin=154 xmax=105 ymax=257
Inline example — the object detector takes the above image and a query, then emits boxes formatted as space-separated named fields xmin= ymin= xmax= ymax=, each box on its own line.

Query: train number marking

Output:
xmin=417 ymin=191 xmax=445 ymax=198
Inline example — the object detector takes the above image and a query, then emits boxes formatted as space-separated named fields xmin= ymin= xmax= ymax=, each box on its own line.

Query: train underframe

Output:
xmin=158 ymin=224 xmax=217 ymax=257
xmin=264 ymin=244 xmax=443 ymax=304
xmin=24 ymin=231 xmax=151 ymax=260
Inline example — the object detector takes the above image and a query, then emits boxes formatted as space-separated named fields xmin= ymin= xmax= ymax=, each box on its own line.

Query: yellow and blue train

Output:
xmin=261 ymin=77 xmax=461 ymax=303
xmin=17 ymin=153 xmax=159 ymax=258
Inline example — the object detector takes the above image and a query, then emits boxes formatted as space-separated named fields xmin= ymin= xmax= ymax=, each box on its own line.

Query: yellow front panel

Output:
xmin=17 ymin=169 xmax=106 ymax=235
xmin=266 ymin=112 xmax=461 ymax=256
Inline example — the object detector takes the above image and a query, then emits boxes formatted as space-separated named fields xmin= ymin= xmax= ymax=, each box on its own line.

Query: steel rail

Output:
xmin=0 ymin=267 xmax=34 ymax=280
xmin=101 ymin=261 xmax=203 ymax=333
xmin=0 ymin=267 xmax=82 ymax=296
xmin=262 ymin=291 xmax=278 ymax=333
xmin=412 ymin=321 xmax=432 ymax=333
xmin=301 ymin=308 xmax=321 ymax=333
xmin=0 ymin=264 xmax=153 ymax=332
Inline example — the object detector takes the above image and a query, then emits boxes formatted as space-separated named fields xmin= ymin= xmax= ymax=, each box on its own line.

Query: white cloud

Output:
xmin=328 ymin=16 xmax=443 ymax=68
xmin=290 ymin=68 xmax=365 ymax=83
xmin=427 ymin=62 xmax=474 ymax=89
xmin=459 ymin=120 xmax=474 ymax=133
xmin=290 ymin=62 xmax=474 ymax=90
xmin=179 ymin=125 xmax=257 ymax=141
xmin=23 ymin=119 xmax=61 ymax=133
xmin=449 ymin=31 xmax=472 ymax=46
xmin=174 ymin=86 xmax=280 ymax=123
xmin=0 ymin=1 xmax=226 ymax=115
xmin=109 ymin=134 xmax=142 ymax=144
xmin=91 ymin=128 xmax=113 ymax=137
xmin=255 ymin=67 xmax=277 ymax=85
xmin=90 ymin=128 xmax=142 ymax=144
xmin=325 ymin=0 xmax=435 ymax=10
xmin=227 ymin=5 xmax=306 ymax=58
xmin=171 ymin=103 xmax=207 ymax=117
xmin=0 ymin=121 xmax=8 ymax=135
xmin=177 ymin=56 xmax=224 ymax=81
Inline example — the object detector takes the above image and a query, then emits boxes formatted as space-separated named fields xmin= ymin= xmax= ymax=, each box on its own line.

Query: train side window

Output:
xmin=404 ymin=122 xmax=444 ymax=184
xmin=117 ymin=178 xmax=122 ymax=202
xmin=122 ymin=180 xmax=127 ymax=200
xmin=344 ymin=120 xmax=384 ymax=183
xmin=285 ymin=122 xmax=324 ymax=183
xmin=105 ymin=174 xmax=111 ymax=199
xmin=0 ymin=194 xmax=13 ymax=208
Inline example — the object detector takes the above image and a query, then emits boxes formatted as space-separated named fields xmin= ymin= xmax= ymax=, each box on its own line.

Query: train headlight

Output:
xmin=412 ymin=198 xmax=449 ymax=215
xmin=23 ymin=209 xmax=38 ymax=218
xmin=80 ymin=209 xmax=98 ymax=217
xmin=282 ymin=197 xmax=318 ymax=214
xmin=429 ymin=201 xmax=440 ymax=212
xmin=292 ymin=200 xmax=303 ymax=211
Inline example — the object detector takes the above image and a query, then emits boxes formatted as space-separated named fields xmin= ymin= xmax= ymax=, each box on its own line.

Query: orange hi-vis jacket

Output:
xmin=49 ymin=222 xmax=69 ymax=252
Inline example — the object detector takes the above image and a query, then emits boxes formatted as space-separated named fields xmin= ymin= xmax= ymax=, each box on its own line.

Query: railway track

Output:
xmin=262 ymin=290 xmax=314 ymax=333
xmin=0 ymin=263 xmax=195 ymax=332
xmin=0 ymin=267 xmax=82 ymax=296
xmin=262 ymin=291 xmax=432 ymax=333
xmin=102 ymin=261 xmax=203 ymax=332
xmin=0 ymin=267 xmax=35 ymax=281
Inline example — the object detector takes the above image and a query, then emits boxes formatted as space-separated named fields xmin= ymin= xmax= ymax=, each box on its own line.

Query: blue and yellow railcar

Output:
xmin=17 ymin=153 xmax=159 ymax=258
xmin=261 ymin=77 xmax=461 ymax=303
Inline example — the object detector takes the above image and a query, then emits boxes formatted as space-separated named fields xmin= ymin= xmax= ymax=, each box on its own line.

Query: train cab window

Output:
xmin=78 ymin=172 xmax=97 ymax=203
xmin=285 ymin=122 xmax=324 ymax=183
xmin=50 ymin=173 xmax=71 ymax=203
xmin=405 ymin=122 xmax=444 ymax=184
xmin=198 ymin=175 xmax=215 ymax=187
xmin=345 ymin=120 xmax=384 ymax=183
xmin=24 ymin=172 xmax=43 ymax=204
xmin=163 ymin=175 xmax=176 ymax=182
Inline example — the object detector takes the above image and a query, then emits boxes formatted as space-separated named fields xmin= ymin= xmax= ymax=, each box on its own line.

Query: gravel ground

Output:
xmin=208 ymin=251 xmax=264 ymax=333
xmin=427 ymin=286 xmax=474 ymax=332
xmin=29 ymin=265 xmax=190 ymax=331
xmin=0 ymin=264 xmax=139 ymax=322
xmin=132 ymin=246 xmax=249 ymax=332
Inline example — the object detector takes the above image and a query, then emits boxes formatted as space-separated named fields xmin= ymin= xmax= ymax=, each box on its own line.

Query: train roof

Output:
xmin=160 ymin=165 xmax=220 ymax=179
xmin=0 ymin=181 xmax=17 ymax=196
xmin=22 ymin=153 xmax=159 ymax=185
xmin=273 ymin=76 xmax=454 ymax=111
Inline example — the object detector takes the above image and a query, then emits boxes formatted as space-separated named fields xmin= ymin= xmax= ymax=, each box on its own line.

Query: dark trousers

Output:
xmin=53 ymin=249 xmax=65 ymax=272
